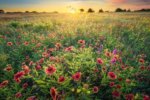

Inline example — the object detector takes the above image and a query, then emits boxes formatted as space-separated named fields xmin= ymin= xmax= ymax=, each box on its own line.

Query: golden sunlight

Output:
xmin=67 ymin=6 xmax=77 ymax=14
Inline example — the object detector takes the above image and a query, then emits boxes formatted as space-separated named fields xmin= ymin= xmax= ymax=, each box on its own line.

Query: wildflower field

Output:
xmin=0 ymin=13 xmax=150 ymax=100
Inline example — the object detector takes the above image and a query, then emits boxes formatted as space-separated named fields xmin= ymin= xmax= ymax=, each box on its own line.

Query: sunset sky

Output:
xmin=0 ymin=0 xmax=150 ymax=12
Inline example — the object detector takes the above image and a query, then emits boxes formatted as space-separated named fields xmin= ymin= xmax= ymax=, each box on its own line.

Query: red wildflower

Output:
xmin=105 ymin=51 xmax=112 ymax=57
xmin=140 ymin=66 xmax=145 ymax=70
xmin=116 ymin=84 xmax=121 ymax=89
xmin=118 ymin=77 xmax=123 ymax=82
xmin=0 ymin=35 xmax=6 ymax=39
xmin=35 ymin=64 xmax=42 ymax=70
xmin=4 ymin=64 xmax=12 ymax=72
xmin=29 ymin=61 xmax=33 ymax=66
xmin=58 ymin=76 xmax=65 ymax=83
xmin=36 ymin=43 xmax=42 ymax=48
xmin=39 ymin=58 xmax=44 ymax=64
xmin=42 ymin=52 xmax=50 ymax=58
xmin=0 ymin=80 xmax=9 ymax=88
xmin=50 ymin=56 xmax=59 ymax=63
xmin=143 ymin=95 xmax=150 ymax=100
xmin=147 ymin=66 xmax=150 ymax=71
xmin=7 ymin=42 xmax=13 ymax=46
xmin=121 ymin=65 xmax=127 ymax=70
xmin=22 ymin=83 xmax=28 ymax=89
xmin=15 ymin=78 xmax=21 ymax=83
xmin=118 ymin=58 xmax=122 ymax=63
xmin=93 ymin=86 xmax=99 ymax=93
xmin=102 ymin=67 xmax=106 ymax=71
xmin=45 ymin=65 xmax=56 ymax=75
xmin=111 ymin=58 xmax=117 ymax=64
xmin=72 ymin=72 xmax=81 ymax=81
xmin=14 ymin=71 xmax=25 ymax=79
xmin=139 ymin=58 xmax=145 ymax=64
xmin=26 ymin=96 xmax=37 ymax=100
xmin=113 ymin=54 xmax=119 ymax=60
xmin=24 ymin=41 xmax=29 ymax=46
xmin=55 ymin=43 xmax=61 ymax=48
xmin=49 ymin=56 xmax=56 ymax=61
xmin=81 ymin=44 xmax=85 ymax=48
xmin=108 ymin=72 xmax=117 ymax=80
xmin=78 ymin=40 xmax=85 ymax=45
xmin=43 ymin=47 xmax=47 ymax=51
xmin=22 ymin=65 xmax=30 ymax=74
xmin=112 ymin=90 xmax=120 ymax=97
xmin=50 ymin=87 xmax=57 ymax=100
xmin=48 ymin=48 xmax=55 ymax=52
xmin=97 ymin=58 xmax=103 ymax=64
xmin=14 ymin=71 xmax=25 ymax=83
xmin=65 ymin=46 xmax=74 ymax=52
xmin=109 ymin=82 xmax=115 ymax=87
xmin=125 ymin=94 xmax=134 ymax=100
xmin=15 ymin=92 xmax=22 ymax=98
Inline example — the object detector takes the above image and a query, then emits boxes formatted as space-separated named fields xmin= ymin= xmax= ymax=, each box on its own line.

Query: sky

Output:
xmin=0 ymin=0 xmax=150 ymax=12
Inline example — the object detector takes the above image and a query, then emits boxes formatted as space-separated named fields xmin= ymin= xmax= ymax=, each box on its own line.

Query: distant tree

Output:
xmin=105 ymin=11 xmax=109 ymax=13
xmin=140 ymin=9 xmax=147 ymax=12
xmin=31 ymin=11 xmax=38 ymax=13
xmin=88 ymin=8 xmax=95 ymax=13
xmin=123 ymin=9 xmax=126 ymax=12
xmin=115 ymin=8 xmax=126 ymax=12
xmin=80 ymin=8 xmax=84 ymax=13
xmin=14 ymin=12 xmax=23 ymax=14
xmin=127 ymin=9 xmax=131 ymax=12
xmin=0 ymin=9 xmax=5 ymax=14
xmin=134 ymin=9 xmax=150 ymax=12
xmin=115 ymin=8 xmax=123 ymax=12
xmin=52 ymin=11 xmax=58 ymax=13
xmin=6 ymin=12 xmax=12 ymax=14
xmin=25 ymin=11 xmax=29 ymax=13
xmin=99 ymin=9 xmax=104 ymax=13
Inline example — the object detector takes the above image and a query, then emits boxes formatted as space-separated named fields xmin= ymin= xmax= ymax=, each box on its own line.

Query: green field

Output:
xmin=0 ymin=13 xmax=150 ymax=100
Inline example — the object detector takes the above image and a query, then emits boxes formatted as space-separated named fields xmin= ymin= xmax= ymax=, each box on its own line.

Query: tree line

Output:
xmin=80 ymin=8 xmax=150 ymax=13
xmin=0 ymin=8 xmax=150 ymax=14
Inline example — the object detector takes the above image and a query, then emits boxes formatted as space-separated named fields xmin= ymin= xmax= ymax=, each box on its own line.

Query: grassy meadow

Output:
xmin=0 ymin=12 xmax=150 ymax=100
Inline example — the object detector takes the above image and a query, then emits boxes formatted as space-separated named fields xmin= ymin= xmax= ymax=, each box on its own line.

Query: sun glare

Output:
xmin=70 ymin=9 xmax=76 ymax=14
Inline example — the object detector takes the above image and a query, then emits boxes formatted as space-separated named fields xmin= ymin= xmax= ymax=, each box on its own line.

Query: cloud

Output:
xmin=135 ymin=0 xmax=150 ymax=5
xmin=109 ymin=0 xmax=126 ymax=3
xmin=108 ymin=0 xmax=150 ymax=5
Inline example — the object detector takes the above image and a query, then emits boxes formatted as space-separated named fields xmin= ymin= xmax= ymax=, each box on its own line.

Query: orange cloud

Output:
xmin=110 ymin=0 xmax=126 ymax=3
